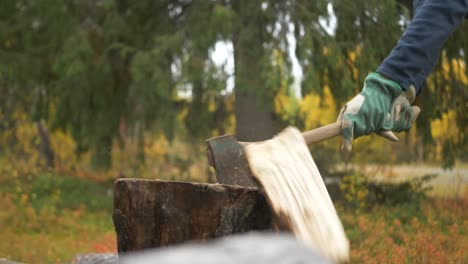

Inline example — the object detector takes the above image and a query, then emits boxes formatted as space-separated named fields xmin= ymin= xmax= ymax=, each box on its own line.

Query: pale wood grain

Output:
xmin=245 ymin=127 xmax=349 ymax=263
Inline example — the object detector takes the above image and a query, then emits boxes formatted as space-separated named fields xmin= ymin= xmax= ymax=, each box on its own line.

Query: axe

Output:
xmin=206 ymin=122 xmax=348 ymax=262
xmin=206 ymin=122 xmax=342 ymax=187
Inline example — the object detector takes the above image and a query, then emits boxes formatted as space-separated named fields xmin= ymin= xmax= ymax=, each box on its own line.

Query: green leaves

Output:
xmin=212 ymin=5 xmax=239 ymax=38
xmin=1 ymin=0 xmax=466 ymax=169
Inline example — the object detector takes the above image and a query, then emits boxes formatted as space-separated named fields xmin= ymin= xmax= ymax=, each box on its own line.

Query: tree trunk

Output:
xmin=233 ymin=1 xmax=274 ymax=142
xmin=235 ymin=93 xmax=275 ymax=141
xmin=36 ymin=120 xmax=54 ymax=168
xmin=113 ymin=179 xmax=272 ymax=253
xmin=416 ymin=137 xmax=424 ymax=163
xmin=92 ymin=134 xmax=113 ymax=170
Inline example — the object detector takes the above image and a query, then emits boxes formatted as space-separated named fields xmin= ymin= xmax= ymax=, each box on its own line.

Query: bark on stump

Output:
xmin=113 ymin=179 xmax=272 ymax=253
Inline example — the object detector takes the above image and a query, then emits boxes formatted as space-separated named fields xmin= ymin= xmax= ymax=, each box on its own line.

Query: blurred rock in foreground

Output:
xmin=73 ymin=253 xmax=118 ymax=264
xmin=119 ymin=232 xmax=331 ymax=264
xmin=73 ymin=232 xmax=330 ymax=264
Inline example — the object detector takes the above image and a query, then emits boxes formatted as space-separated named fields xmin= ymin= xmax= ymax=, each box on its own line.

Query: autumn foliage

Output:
xmin=340 ymin=198 xmax=468 ymax=263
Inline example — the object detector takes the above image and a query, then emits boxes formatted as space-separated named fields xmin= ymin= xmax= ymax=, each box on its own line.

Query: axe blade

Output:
xmin=206 ymin=135 xmax=258 ymax=188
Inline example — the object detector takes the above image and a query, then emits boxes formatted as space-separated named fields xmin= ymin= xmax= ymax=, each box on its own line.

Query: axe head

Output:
xmin=206 ymin=135 xmax=258 ymax=188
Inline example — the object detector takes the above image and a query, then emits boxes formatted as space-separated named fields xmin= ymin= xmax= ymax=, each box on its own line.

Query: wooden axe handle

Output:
xmin=301 ymin=122 xmax=342 ymax=145
xmin=239 ymin=122 xmax=342 ymax=147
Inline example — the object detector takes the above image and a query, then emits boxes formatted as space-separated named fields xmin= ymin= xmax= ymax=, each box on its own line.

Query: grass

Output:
xmin=0 ymin=173 xmax=116 ymax=263
xmin=0 ymin=171 xmax=467 ymax=263
xmin=27 ymin=173 xmax=113 ymax=211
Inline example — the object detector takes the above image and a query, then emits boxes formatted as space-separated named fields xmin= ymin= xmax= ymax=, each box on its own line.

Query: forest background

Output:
xmin=0 ymin=0 xmax=466 ymax=263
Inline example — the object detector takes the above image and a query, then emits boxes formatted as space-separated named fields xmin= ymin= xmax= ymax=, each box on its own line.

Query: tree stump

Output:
xmin=113 ymin=179 xmax=272 ymax=253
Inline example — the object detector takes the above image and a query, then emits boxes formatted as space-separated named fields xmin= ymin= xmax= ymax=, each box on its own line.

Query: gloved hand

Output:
xmin=337 ymin=73 xmax=420 ymax=151
xmin=390 ymin=84 xmax=419 ymax=133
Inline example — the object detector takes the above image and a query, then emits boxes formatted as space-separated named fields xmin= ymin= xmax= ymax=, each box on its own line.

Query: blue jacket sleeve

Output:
xmin=376 ymin=0 xmax=468 ymax=94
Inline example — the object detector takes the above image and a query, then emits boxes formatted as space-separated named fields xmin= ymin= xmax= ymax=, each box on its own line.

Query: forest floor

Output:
xmin=0 ymin=164 xmax=466 ymax=263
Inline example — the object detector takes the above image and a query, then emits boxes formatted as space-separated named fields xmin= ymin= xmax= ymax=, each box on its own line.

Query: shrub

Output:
xmin=339 ymin=173 xmax=438 ymax=209
xmin=366 ymin=174 xmax=437 ymax=206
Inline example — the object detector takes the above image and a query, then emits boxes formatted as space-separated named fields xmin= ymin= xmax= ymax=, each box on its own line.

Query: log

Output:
xmin=113 ymin=179 xmax=272 ymax=253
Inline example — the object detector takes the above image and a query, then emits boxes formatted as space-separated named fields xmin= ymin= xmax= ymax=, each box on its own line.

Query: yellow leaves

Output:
xmin=348 ymin=50 xmax=357 ymax=62
xmin=207 ymin=98 xmax=217 ymax=112
xmin=346 ymin=46 xmax=361 ymax=80
xmin=299 ymin=85 xmax=337 ymax=130
xmin=440 ymin=57 xmax=468 ymax=85
xmin=272 ymin=48 xmax=285 ymax=67
xmin=19 ymin=193 xmax=29 ymax=207
xmin=427 ymin=56 xmax=468 ymax=93
xmin=339 ymin=173 xmax=368 ymax=211
xmin=273 ymin=92 xmax=299 ymax=122
xmin=274 ymin=82 xmax=339 ymax=135
xmin=144 ymin=134 xmax=169 ymax=159
xmin=430 ymin=110 xmax=459 ymax=161
xmin=300 ymin=94 xmax=320 ymax=129
xmin=431 ymin=110 xmax=458 ymax=141
xmin=15 ymin=117 xmax=37 ymax=148
xmin=322 ymin=46 xmax=329 ymax=56
xmin=51 ymin=130 xmax=77 ymax=171
xmin=274 ymin=93 xmax=288 ymax=115
xmin=9 ymin=110 xmax=43 ymax=169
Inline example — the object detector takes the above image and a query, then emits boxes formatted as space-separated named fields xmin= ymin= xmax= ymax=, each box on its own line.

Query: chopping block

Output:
xmin=113 ymin=179 xmax=273 ymax=253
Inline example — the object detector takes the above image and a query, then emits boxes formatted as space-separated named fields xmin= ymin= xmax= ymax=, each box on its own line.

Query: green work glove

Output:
xmin=391 ymin=84 xmax=419 ymax=133
xmin=337 ymin=72 xmax=420 ymax=151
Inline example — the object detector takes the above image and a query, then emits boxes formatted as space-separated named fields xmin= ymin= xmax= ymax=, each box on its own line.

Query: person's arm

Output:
xmin=377 ymin=0 xmax=468 ymax=93
xmin=338 ymin=1 xmax=467 ymax=151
